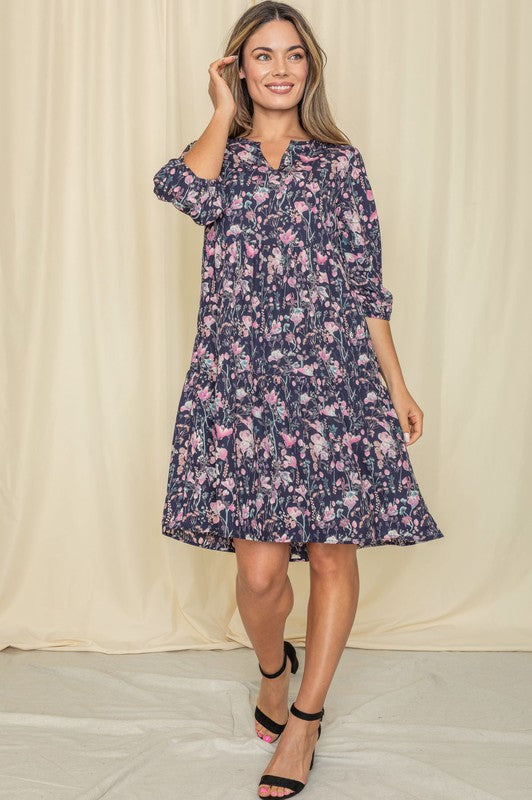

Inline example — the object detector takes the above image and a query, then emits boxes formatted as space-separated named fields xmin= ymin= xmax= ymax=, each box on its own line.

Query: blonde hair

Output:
xmin=222 ymin=1 xmax=351 ymax=146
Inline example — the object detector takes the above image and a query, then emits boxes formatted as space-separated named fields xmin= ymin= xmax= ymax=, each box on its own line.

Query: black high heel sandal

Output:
xmin=258 ymin=701 xmax=325 ymax=797
xmin=255 ymin=640 xmax=299 ymax=742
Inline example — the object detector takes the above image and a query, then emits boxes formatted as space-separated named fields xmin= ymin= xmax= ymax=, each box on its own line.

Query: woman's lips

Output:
xmin=265 ymin=84 xmax=294 ymax=94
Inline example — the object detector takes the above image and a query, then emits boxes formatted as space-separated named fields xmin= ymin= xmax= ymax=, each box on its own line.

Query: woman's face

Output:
xmin=238 ymin=19 xmax=309 ymax=112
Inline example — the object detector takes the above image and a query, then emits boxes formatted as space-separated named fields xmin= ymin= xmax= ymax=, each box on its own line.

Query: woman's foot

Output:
xmin=257 ymin=709 xmax=321 ymax=796
xmin=255 ymin=650 xmax=292 ymax=743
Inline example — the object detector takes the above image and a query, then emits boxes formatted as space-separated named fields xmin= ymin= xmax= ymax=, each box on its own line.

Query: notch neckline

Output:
xmin=232 ymin=136 xmax=315 ymax=171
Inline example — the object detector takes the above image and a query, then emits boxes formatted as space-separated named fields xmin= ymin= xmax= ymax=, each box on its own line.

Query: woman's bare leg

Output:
xmin=234 ymin=539 xmax=293 ymax=742
xmin=258 ymin=542 xmax=359 ymax=797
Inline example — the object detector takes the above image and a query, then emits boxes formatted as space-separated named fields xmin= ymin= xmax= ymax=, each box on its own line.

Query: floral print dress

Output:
xmin=153 ymin=136 xmax=444 ymax=562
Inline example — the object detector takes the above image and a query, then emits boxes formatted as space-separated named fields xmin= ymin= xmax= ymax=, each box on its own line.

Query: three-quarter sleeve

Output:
xmin=153 ymin=140 xmax=226 ymax=226
xmin=335 ymin=146 xmax=393 ymax=320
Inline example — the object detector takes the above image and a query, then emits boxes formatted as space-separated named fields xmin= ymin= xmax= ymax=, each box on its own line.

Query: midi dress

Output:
xmin=153 ymin=136 xmax=444 ymax=562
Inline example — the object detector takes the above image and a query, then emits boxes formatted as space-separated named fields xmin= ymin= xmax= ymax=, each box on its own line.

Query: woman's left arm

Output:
xmin=365 ymin=318 xmax=424 ymax=446
xmin=335 ymin=146 xmax=424 ymax=445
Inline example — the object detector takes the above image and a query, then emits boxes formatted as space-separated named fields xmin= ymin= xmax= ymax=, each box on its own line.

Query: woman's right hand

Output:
xmin=208 ymin=55 xmax=238 ymax=118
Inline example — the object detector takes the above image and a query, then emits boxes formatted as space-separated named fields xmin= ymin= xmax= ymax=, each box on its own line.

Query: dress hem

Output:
xmin=161 ymin=525 xmax=445 ymax=563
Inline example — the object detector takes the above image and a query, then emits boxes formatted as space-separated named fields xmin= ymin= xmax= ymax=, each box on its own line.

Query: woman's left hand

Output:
xmin=387 ymin=384 xmax=424 ymax=446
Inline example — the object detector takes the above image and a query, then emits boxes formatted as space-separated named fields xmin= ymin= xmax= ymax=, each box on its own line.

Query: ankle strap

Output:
xmin=290 ymin=701 xmax=324 ymax=721
xmin=259 ymin=647 xmax=287 ymax=679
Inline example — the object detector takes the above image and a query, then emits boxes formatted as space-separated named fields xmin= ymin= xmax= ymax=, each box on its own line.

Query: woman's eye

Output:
xmin=256 ymin=52 xmax=304 ymax=61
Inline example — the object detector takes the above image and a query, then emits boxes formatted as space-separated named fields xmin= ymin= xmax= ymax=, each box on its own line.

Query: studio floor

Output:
xmin=0 ymin=645 xmax=530 ymax=799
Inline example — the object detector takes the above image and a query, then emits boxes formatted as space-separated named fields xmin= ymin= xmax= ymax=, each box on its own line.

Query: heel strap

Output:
xmin=290 ymin=701 xmax=324 ymax=721
xmin=258 ymin=642 xmax=288 ymax=679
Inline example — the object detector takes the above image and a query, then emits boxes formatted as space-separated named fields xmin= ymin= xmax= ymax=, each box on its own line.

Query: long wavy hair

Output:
xmin=222 ymin=1 xmax=351 ymax=146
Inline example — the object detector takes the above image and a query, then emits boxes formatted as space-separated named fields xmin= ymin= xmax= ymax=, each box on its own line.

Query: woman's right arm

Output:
xmin=153 ymin=55 xmax=238 ymax=226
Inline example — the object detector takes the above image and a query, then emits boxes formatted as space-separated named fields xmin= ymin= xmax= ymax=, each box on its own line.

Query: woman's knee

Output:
xmin=234 ymin=540 xmax=290 ymax=595
xmin=307 ymin=542 xmax=358 ymax=575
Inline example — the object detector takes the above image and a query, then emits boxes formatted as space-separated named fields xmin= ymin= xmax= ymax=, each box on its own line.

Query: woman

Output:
xmin=154 ymin=2 xmax=444 ymax=796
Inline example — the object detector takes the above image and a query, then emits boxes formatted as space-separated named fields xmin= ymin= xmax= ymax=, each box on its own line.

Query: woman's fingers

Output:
xmin=406 ymin=407 xmax=423 ymax=445
xmin=209 ymin=55 xmax=238 ymax=76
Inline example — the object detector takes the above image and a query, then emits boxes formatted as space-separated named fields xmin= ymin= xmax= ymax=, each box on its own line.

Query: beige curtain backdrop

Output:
xmin=1 ymin=0 xmax=530 ymax=653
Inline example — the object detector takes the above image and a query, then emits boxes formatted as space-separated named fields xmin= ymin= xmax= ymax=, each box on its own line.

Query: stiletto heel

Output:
xmin=258 ymin=701 xmax=325 ymax=796
xmin=255 ymin=640 xmax=299 ymax=742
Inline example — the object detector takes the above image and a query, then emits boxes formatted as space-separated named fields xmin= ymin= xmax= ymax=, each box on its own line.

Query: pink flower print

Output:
xmin=378 ymin=430 xmax=396 ymax=457
xmin=328 ymin=360 xmax=341 ymax=378
xmin=287 ymin=506 xmax=303 ymax=520
xmin=407 ymin=491 xmax=420 ymax=510
xmin=269 ymin=320 xmax=282 ymax=335
xmin=343 ymin=492 xmax=358 ymax=510
xmin=310 ymin=432 xmax=329 ymax=460
xmin=189 ymin=431 xmax=201 ymax=453
xmin=293 ymin=364 xmax=315 ymax=376
xmin=320 ymin=506 xmax=336 ymax=523
xmin=321 ymin=404 xmax=337 ymax=416
xmin=253 ymin=188 xmax=269 ymax=204
xmin=197 ymin=386 xmax=212 ymax=401
xmin=242 ymin=315 xmax=253 ymax=330
xmin=281 ymin=432 xmax=297 ymax=447
xmin=290 ymin=308 xmax=304 ymax=325
xmin=267 ymin=350 xmax=284 ymax=364
xmin=318 ymin=348 xmax=331 ymax=363
xmin=222 ymin=477 xmax=235 ymax=491
xmin=294 ymin=201 xmax=309 ymax=214
xmin=279 ymin=229 xmax=297 ymax=245
xmin=284 ymin=455 xmax=297 ymax=468
xmin=382 ymin=529 xmax=400 ymax=541
xmin=344 ymin=432 xmax=360 ymax=448
xmin=363 ymin=390 xmax=378 ymax=405
xmin=193 ymin=342 xmax=208 ymax=359
xmin=216 ymin=446 xmax=228 ymax=461
xmin=316 ymin=251 xmax=328 ymax=265
xmin=215 ymin=424 xmax=233 ymax=440
xmin=287 ymin=276 xmax=297 ymax=288
xmin=324 ymin=321 xmax=339 ymax=333
xmin=245 ymin=241 xmax=259 ymax=258
xmin=264 ymin=389 xmax=278 ymax=405
xmin=231 ymin=341 xmax=244 ymax=356
xmin=204 ymin=315 xmax=216 ymax=329
xmin=261 ymin=436 xmax=273 ymax=457
xmin=238 ymin=429 xmax=254 ymax=457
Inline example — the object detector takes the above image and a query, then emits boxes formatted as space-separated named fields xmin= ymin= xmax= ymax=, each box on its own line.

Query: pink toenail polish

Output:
xmin=263 ymin=735 xmax=272 ymax=742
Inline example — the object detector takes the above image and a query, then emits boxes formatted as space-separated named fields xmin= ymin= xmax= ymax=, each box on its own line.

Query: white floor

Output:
xmin=0 ymin=645 xmax=530 ymax=799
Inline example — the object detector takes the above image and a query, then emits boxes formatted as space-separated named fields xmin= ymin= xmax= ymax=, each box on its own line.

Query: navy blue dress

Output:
xmin=153 ymin=137 xmax=444 ymax=561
